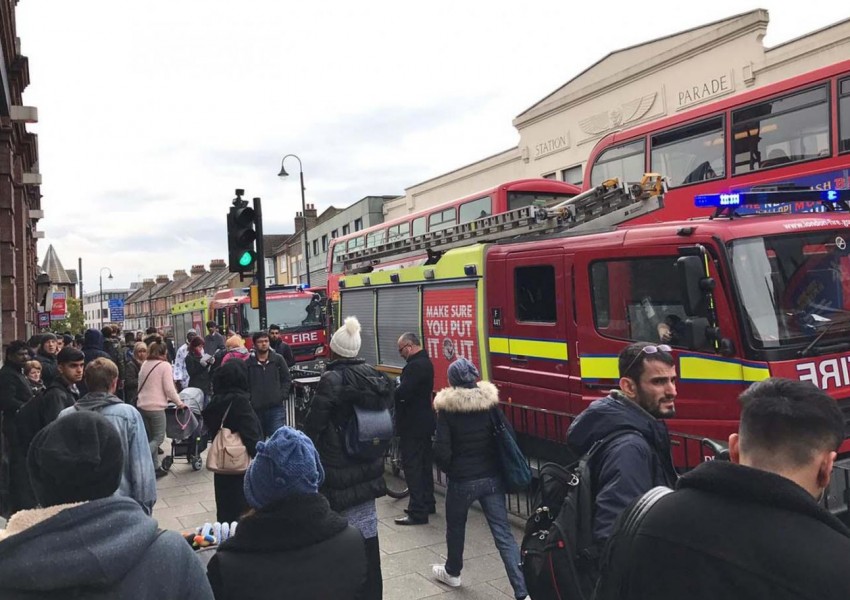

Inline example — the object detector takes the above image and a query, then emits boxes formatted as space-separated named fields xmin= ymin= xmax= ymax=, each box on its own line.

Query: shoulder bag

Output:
xmin=489 ymin=407 xmax=532 ymax=492
xmin=206 ymin=403 xmax=251 ymax=475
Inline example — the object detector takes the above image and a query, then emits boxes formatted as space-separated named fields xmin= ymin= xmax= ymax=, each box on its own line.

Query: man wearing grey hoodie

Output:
xmin=58 ymin=357 xmax=157 ymax=514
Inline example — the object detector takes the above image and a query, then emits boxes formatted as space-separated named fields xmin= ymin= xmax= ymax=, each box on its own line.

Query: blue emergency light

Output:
xmin=695 ymin=189 xmax=850 ymax=208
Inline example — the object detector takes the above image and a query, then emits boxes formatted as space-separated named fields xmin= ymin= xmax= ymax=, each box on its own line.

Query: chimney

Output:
xmin=210 ymin=259 xmax=226 ymax=270
xmin=190 ymin=264 xmax=207 ymax=276
xmin=155 ymin=274 xmax=170 ymax=284
xmin=173 ymin=270 xmax=189 ymax=281
xmin=142 ymin=278 xmax=156 ymax=289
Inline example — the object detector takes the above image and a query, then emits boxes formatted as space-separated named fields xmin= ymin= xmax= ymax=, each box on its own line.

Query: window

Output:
xmin=102 ymin=308 xmax=108 ymax=319
xmin=412 ymin=217 xmax=426 ymax=236
xmin=507 ymin=191 xmax=576 ymax=211
xmin=428 ymin=208 xmax=456 ymax=231
xmin=366 ymin=230 xmax=386 ymax=248
xmin=331 ymin=229 xmax=338 ymax=239
xmin=321 ymin=234 xmax=328 ymax=252
xmin=561 ymin=165 xmax=582 ymax=185
xmin=387 ymin=223 xmax=409 ymax=242
xmin=590 ymin=140 xmax=645 ymax=186
xmin=589 ymin=256 xmax=701 ymax=345
xmin=459 ymin=196 xmax=492 ymax=222
xmin=840 ymin=77 xmax=850 ymax=153
xmin=347 ymin=236 xmax=365 ymax=251
xmin=313 ymin=239 xmax=319 ymax=256
xmin=342 ymin=224 xmax=350 ymax=235
xmin=732 ymin=85 xmax=830 ymax=175
xmin=651 ymin=117 xmax=724 ymax=187
xmin=542 ymin=172 xmax=557 ymax=180
xmin=354 ymin=218 xmax=363 ymax=231
xmin=280 ymin=259 xmax=287 ymax=274
xmin=515 ymin=266 xmax=556 ymax=323
xmin=332 ymin=241 xmax=346 ymax=273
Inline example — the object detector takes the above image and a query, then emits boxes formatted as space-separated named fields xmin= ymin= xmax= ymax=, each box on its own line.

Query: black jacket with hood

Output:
xmin=0 ymin=496 xmax=213 ymax=599
xmin=245 ymin=351 xmax=291 ymax=410
xmin=202 ymin=361 xmax=263 ymax=459
xmin=207 ymin=493 xmax=367 ymax=599
xmin=35 ymin=348 xmax=58 ymax=387
xmin=567 ymin=390 xmax=678 ymax=544
xmin=80 ymin=329 xmax=112 ymax=396
xmin=595 ymin=460 xmax=850 ymax=600
xmin=302 ymin=358 xmax=391 ymax=512
xmin=433 ymin=380 xmax=501 ymax=481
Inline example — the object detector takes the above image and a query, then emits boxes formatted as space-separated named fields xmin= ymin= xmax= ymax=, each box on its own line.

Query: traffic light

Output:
xmin=227 ymin=203 xmax=257 ymax=273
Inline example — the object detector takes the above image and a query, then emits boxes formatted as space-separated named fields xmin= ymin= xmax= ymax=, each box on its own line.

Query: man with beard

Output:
xmin=566 ymin=342 xmax=678 ymax=553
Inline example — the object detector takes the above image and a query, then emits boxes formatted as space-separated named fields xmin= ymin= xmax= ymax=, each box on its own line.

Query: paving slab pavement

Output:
xmin=154 ymin=441 xmax=524 ymax=598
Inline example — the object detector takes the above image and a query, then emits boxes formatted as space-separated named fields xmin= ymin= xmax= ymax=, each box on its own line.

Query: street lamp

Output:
xmin=278 ymin=154 xmax=311 ymax=287
xmin=99 ymin=267 xmax=113 ymax=330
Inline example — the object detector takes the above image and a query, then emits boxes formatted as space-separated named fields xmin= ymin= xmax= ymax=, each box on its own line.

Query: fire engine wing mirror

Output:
xmin=677 ymin=256 xmax=713 ymax=316
xmin=680 ymin=317 xmax=709 ymax=350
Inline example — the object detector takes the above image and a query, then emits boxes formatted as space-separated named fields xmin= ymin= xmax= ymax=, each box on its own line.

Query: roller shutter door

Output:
xmin=339 ymin=289 xmax=377 ymax=365
xmin=376 ymin=286 xmax=420 ymax=368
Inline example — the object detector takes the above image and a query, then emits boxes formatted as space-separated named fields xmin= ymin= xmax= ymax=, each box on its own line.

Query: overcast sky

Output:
xmin=17 ymin=1 xmax=849 ymax=288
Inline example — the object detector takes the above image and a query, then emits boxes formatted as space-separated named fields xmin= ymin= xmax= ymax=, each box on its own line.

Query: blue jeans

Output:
xmin=256 ymin=404 xmax=286 ymax=438
xmin=445 ymin=476 xmax=527 ymax=599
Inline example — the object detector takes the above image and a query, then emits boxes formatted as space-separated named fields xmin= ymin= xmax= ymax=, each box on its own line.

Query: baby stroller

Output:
xmin=163 ymin=387 xmax=208 ymax=472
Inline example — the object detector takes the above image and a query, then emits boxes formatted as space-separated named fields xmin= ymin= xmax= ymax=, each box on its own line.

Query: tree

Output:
xmin=48 ymin=296 xmax=84 ymax=334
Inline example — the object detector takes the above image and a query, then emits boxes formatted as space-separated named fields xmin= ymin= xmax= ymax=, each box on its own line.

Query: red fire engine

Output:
xmin=210 ymin=284 xmax=328 ymax=367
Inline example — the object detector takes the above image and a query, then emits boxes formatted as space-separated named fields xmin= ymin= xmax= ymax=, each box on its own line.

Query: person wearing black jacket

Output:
xmin=302 ymin=316 xmax=391 ymax=600
xmin=201 ymin=360 xmax=262 ymax=523
xmin=567 ymin=342 xmax=678 ymax=546
xmin=595 ymin=377 xmax=850 ymax=600
xmin=34 ymin=333 xmax=60 ymax=386
xmin=246 ymin=331 xmax=291 ymax=438
xmin=80 ymin=328 xmax=112 ymax=396
xmin=206 ymin=426 xmax=367 ymax=599
xmin=268 ymin=324 xmax=295 ymax=368
xmin=431 ymin=358 xmax=527 ymax=598
xmin=0 ymin=341 xmax=34 ymax=516
xmin=12 ymin=346 xmax=84 ymax=511
xmin=186 ymin=336 xmax=212 ymax=398
xmin=394 ymin=332 xmax=436 ymax=525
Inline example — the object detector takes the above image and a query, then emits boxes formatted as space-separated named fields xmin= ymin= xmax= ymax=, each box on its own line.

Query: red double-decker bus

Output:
xmin=325 ymin=179 xmax=580 ymax=300
xmin=583 ymin=58 xmax=850 ymax=221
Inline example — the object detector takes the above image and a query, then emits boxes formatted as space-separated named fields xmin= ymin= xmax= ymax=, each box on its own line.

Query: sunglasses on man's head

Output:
xmin=624 ymin=344 xmax=672 ymax=377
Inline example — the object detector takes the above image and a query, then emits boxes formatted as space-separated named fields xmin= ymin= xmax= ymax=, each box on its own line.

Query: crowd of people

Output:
xmin=0 ymin=318 xmax=848 ymax=599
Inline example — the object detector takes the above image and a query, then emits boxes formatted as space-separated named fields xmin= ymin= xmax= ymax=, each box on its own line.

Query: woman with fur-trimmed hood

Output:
xmin=431 ymin=358 xmax=528 ymax=599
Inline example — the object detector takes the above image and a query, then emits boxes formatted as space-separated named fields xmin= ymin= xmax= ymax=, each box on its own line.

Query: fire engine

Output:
xmin=333 ymin=176 xmax=850 ymax=465
xmin=209 ymin=284 xmax=328 ymax=367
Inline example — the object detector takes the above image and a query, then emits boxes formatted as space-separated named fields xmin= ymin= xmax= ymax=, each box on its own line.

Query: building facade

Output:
xmin=1 ymin=0 xmax=42 ymax=343
xmin=82 ymin=288 xmax=132 ymax=331
xmin=383 ymin=10 xmax=850 ymax=219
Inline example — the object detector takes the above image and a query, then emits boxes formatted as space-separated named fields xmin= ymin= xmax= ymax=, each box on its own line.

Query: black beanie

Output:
xmin=27 ymin=411 xmax=124 ymax=507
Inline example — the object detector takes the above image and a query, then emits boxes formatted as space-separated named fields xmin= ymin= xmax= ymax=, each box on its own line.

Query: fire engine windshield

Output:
xmin=244 ymin=296 xmax=323 ymax=333
xmin=729 ymin=230 xmax=850 ymax=351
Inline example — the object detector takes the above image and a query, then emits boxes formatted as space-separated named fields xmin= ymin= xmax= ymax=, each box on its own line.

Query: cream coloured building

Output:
xmin=383 ymin=9 xmax=850 ymax=220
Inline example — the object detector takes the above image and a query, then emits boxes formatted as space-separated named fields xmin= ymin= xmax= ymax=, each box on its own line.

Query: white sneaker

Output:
xmin=432 ymin=564 xmax=461 ymax=587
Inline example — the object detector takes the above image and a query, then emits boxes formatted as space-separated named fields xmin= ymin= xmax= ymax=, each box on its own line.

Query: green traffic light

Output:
xmin=239 ymin=251 xmax=254 ymax=267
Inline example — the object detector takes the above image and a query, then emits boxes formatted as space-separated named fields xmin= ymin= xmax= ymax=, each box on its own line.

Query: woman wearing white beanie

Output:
xmin=303 ymin=316 xmax=392 ymax=600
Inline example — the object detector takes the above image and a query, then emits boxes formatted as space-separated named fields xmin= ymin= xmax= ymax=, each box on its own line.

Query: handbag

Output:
xmin=206 ymin=403 xmax=250 ymax=475
xmin=489 ymin=407 xmax=532 ymax=492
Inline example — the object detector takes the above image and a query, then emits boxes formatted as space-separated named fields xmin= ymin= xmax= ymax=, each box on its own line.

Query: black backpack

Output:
xmin=338 ymin=368 xmax=394 ymax=462
xmin=520 ymin=430 xmax=638 ymax=600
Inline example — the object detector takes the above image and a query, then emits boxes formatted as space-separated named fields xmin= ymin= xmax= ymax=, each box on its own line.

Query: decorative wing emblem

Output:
xmin=579 ymin=112 xmax=611 ymax=136
xmin=579 ymin=92 xmax=658 ymax=138
xmin=621 ymin=93 xmax=657 ymax=124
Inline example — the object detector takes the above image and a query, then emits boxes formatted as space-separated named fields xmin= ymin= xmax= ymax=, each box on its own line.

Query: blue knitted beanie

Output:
xmin=243 ymin=426 xmax=325 ymax=509
xmin=447 ymin=357 xmax=479 ymax=389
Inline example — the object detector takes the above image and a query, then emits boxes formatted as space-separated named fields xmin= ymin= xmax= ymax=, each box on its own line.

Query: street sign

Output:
xmin=108 ymin=298 xmax=125 ymax=323
xmin=50 ymin=292 xmax=66 ymax=321
xmin=37 ymin=312 xmax=50 ymax=328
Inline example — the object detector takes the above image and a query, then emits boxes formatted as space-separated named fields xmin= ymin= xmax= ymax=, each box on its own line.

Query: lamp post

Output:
xmin=99 ymin=267 xmax=113 ymax=330
xmin=277 ymin=154 xmax=311 ymax=287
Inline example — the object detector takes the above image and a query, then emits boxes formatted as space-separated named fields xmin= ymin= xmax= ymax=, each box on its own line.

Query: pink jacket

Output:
xmin=136 ymin=359 xmax=181 ymax=411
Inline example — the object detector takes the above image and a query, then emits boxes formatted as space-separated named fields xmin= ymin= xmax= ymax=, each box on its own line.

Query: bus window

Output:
xmin=651 ymin=117 xmax=724 ymax=187
xmin=840 ymin=77 xmax=850 ymax=153
xmin=507 ymin=191 xmax=576 ymax=210
xmin=347 ymin=236 xmax=365 ymax=251
xmin=590 ymin=140 xmax=645 ymax=186
xmin=428 ymin=208 xmax=456 ymax=231
xmin=366 ymin=230 xmax=386 ymax=248
xmin=732 ymin=85 xmax=829 ymax=174
xmin=459 ymin=196 xmax=492 ymax=222
xmin=412 ymin=216 xmax=426 ymax=236
xmin=331 ymin=241 xmax=346 ymax=273
xmin=387 ymin=223 xmax=409 ymax=242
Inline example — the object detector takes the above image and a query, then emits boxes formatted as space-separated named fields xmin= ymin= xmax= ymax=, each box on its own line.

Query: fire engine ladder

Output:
xmin=339 ymin=174 xmax=666 ymax=273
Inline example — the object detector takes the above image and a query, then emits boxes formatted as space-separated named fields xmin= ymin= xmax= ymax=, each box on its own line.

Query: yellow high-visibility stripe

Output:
xmin=580 ymin=356 xmax=619 ymax=380
xmin=509 ymin=338 xmax=568 ymax=361
xmin=680 ymin=356 xmax=770 ymax=383
xmin=489 ymin=337 xmax=510 ymax=355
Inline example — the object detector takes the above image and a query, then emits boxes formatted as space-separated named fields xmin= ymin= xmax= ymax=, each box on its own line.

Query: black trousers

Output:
xmin=214 ymin=473 xmax=248 ymax=524
xmin=363 ymin=535 xmax=382 ymax=600
xmin=400 ymin=435 xmax=436 ymax=519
